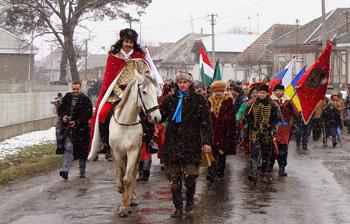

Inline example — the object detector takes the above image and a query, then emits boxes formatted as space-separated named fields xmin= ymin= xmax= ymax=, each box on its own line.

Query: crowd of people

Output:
xmin=52 ymin=28 xmax=350 ymax=218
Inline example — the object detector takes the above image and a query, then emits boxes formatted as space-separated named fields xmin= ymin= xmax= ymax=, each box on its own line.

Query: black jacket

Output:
xmin=160 ymin=86 xmax=212 ymax=165
xmin=57 ymin=92 xmax=93 ymax=159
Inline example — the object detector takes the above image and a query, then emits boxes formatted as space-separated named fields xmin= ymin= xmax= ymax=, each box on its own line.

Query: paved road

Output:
xmin=1 ymin=136 xmax=350 ymax=224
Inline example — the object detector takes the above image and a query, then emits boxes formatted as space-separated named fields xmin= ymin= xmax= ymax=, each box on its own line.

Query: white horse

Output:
xmin=109 ymin=71 xmax=161 ymax=217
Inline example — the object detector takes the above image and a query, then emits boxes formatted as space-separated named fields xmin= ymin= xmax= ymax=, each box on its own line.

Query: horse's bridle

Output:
xmin=137 ymin=83 xmax=159 ymax=116
xmin=113 ymin=82 xmax=159 ymax=126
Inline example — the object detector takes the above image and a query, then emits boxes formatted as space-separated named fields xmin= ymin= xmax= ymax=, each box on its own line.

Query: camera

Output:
xmin=66 ymin=116 xmax=72 ymax=123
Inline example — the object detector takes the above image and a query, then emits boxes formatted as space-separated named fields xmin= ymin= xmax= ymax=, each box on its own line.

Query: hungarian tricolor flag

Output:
xmin=296 ymin=41 xmax=333 ymax=124
xmin=199 ymin=48 xmax=214 ymax=87
xmin=213 ymin=60 xmax=222 ymax=81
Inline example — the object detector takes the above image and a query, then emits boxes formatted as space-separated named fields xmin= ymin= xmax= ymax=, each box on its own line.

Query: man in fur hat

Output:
xmin=245 ymin=83 xmax=281 ymax=184
xmin=271 ymin=84 xmax=298 ymax=176
xmin=160 ymin=71 xmax=212 ymax=218
xmin=89 ymin=28 xmax=157 ymax=160
xmin=207 ymin=81 xmax=236 ymax=182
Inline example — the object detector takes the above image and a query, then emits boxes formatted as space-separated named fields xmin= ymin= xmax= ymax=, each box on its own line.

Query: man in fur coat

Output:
xmin=271 ymin=84 xmax=298 ymax=176
xmin=207 ymin=80 xmax=236 ymax=182
xmin=160 ymin=71 xmax=212 ymax=218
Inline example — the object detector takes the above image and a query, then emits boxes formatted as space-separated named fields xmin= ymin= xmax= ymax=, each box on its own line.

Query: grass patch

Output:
xmin=0 ymin=143 xmax=62 ymax=185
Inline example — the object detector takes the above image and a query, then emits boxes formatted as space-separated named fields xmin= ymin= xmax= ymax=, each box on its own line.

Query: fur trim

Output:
xmin=208 ymin=94 xmax=232 ymax=117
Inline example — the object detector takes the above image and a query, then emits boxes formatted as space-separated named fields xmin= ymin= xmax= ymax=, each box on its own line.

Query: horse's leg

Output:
xmin=130 ymin=150 xmax=142 ymax=207
xmin=119 ymin=147 xmax=140 ymax=216
xmin=112 ymin=150 xmax=125 ymax=194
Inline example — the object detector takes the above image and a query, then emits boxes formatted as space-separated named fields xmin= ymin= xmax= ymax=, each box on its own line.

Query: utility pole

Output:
xmin=139 ymin=21 xmax=142 ymax=46
xmin=321 ymin=0 xmax=326 ymax=48
xmin=190 ymin=15 xmax=194 ymax=33
xmin=257 ymin=13 xmax=260 ymax=34
xmin=85 ymin=39 xmax=88 ymax=71
xmin=209 ymin=14 xmax=217 ymax=65
xmin=296 ymin=19 xmax=300 ymax=45
xmin=248 ymin=16 xmax=251 ymax=33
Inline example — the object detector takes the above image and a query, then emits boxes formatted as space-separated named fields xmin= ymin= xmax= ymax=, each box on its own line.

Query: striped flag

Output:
xmin=199 ymin=48 xmax=214 ymax=87
xmin=285 ymin=66 xmax=306 ymax=111
xmin=269 ymin=58 xmax=295 ymax=94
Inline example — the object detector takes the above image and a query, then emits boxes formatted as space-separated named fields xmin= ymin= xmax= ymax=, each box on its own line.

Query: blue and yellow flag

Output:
xmin=285 ymin=67 xmax=306 ymax=111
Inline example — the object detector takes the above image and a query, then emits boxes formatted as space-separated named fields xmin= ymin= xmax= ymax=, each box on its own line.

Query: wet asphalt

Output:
xmin=1 ymin=136 xmax=350 ymax=224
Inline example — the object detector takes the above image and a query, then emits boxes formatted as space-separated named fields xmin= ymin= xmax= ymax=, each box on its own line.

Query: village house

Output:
xmin=153 ymin=32 xmax=258 ymax=81
xmin=268 ymin=8 xmax=350 ymax=89
xmin=0 ymin=27 xmax=38 ymax=93
xmin=234 ymin=24 xmax=297 ymax=82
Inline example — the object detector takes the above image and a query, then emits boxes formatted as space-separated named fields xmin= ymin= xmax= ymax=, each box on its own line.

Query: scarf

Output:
xmin=172 ymin=90 xmax=188 ymax=123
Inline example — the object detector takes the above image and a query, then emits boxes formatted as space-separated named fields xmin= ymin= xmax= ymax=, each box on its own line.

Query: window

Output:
xmin=293 ymin=55 xmax=303 ymax=74
xmin=341 ymin=51 xmax=346 ymax=76
xmin=278 ymin=55 xmax=286 ymax=71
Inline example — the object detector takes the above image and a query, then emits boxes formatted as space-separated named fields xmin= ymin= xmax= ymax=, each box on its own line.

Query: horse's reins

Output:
xmin=113 ymin=82 xmax=159 ymax=126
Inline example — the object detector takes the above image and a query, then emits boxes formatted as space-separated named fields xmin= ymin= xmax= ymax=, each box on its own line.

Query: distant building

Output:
xmin=153 ymin=33 xmax=258 ymax=81
xmin=269 ymin=8 xmax=350 ymax=89
xmin=0 ymin=27 xmax=38 ymax=87
xmin=201 ymin=33 xmax=259 ymax=80
xmin=234 ymin=24 xmax=297 ymax=82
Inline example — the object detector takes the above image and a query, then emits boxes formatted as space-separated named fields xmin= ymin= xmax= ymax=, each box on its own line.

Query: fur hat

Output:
xmin=274 ymin=83 xmax=285 ymax=91
xmin=258 ymin=83 xmax=269 ymax=92
xmin=230 ymin=82 xmax=241 ymax=93
xmin=211 ymin=81 xmax=227 ymax=92
xmin=119 ymin=28 xmax=138 ymax=42
xmin=175 ymin=71 xmax=193 ymax=82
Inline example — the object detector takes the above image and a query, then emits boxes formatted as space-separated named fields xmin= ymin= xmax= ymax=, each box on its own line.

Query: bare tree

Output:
xmin=3 ymin=0 xmax=152 ymax=81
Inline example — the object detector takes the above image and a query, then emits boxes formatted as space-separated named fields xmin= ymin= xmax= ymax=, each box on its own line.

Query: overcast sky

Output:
xmin=35 ymin=0 xmax=349 ymax=59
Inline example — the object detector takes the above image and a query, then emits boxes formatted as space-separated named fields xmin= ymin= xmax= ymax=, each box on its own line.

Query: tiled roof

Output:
xmin=270 ymin=8 xmax=350 ymax=47
xmin=235 ymin=24 xmax=297 ymax=65
xmin=154 ymin=33 xmax=209 ymax=64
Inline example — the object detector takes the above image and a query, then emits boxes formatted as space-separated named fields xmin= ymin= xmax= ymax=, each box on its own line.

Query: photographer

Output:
xmin=57 ymin=81 xmax=93 ymax=180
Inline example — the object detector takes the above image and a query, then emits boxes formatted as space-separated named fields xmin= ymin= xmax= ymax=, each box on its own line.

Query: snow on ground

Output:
xmin=0 ymin=127 xmax=56 ymax=159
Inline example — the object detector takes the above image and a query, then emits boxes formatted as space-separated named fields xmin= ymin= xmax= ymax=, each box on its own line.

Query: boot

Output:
xmin=170 ymin=184 xmax=183 ymax=218
xmin=136 ymin=161 xmax=145 ymax=181
xmin=302 ymin=144 xmax=307 ymax=150
xmin=59 ymin=171 xmax=68 ymax=180
xmin=278 ymin=167 xmax=287 ymax=177
xmin=143 ymin=170 xmax=150 ymax=182
xmin=185 ymin=177 xmax=196 ymax=213
xmin=171 ymin=208 xmax=183 ymax=218
xmin=142 ymin=158 xmax=152 ymax=182
xmin=248 ymin=160 xmax=258 ymax=184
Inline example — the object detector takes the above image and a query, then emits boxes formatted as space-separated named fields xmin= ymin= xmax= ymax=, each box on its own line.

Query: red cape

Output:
xmin=89 ymin=52 xmax=145 ymax=151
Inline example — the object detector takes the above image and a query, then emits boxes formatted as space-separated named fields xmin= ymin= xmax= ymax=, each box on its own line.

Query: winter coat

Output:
xmin=57 ymin=92 xmax=93 ymax=159
xmin=330 ymin=97 xmax=345 ymax=120
xmin=321 ymin=103 xmax=342 ymax=131
xmin=208 ymin=94 xmax=236 ymax=155
xmin=313 ymin=100 xmax=327 ymax=119
xmin=244 ymin=96 xmax=281 ymax=132
xmin=160 ymin=86 xmax=212 ymax=165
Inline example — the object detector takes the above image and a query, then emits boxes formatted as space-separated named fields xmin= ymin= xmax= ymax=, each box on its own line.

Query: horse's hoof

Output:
xmin=116 ymin=186 xmax=124 ymax=194
xmin=119 ymin=213 xmax=128 ymax=218
xmin=130 ymin=202 xmax=138 ymax=207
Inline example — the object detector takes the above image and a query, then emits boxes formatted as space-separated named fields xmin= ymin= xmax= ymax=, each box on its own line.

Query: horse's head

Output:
xmin=135 ymin=71 xmax=162 ymax=123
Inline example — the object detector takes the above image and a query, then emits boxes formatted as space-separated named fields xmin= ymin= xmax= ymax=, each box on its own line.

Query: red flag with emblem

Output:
xmin=295 ymin=41 xmax=333 ymax=124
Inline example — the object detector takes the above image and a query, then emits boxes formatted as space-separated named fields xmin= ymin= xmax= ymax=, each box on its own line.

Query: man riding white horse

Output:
xmin=89 ymin=28 xmax=158 ymax=159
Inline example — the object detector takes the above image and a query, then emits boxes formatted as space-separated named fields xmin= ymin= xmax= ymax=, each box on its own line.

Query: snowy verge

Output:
xmin=0 ymin=127 xmax=56 ymax=159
